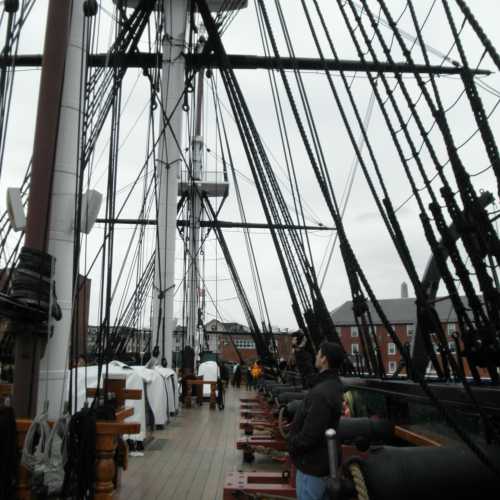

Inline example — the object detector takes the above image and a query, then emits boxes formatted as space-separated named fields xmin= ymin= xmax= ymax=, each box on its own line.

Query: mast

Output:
xmin=36 ymin=0 xmax=87 ymax=419
xmin=186 ymin=44 xmax=206 ymax=360
xmin=186 ymin=137 xmax=203 ymax=357
xmin=12 ymin=0 xmax=84 ymax=418
xmin=153 ymin=1 xmax=246 ymax=367
xmin=153 ymin=0 xmax=189 ymax=367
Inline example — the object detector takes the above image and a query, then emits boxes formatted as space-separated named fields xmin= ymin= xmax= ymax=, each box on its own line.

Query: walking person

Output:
xmin=231 ymin=362 xmax=239 ymax=387
xmin=233 ymin=363 xmax=242 ymax=388
xmin=287 ymin=341 xmax=345 ymax=500
xmin=245 ymin=364 xmax=253 ymax=389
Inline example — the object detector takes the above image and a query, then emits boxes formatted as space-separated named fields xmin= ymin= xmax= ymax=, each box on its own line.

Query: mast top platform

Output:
xmin=114 ymin=0 xmax=247 ymax=12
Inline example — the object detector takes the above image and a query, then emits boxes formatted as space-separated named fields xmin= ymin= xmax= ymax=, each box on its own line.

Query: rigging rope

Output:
xmin=210 ymin=76 xmax=275 ymax=346
xmin=198 ymin=0 xmax=348 ymax=354
xmin=258 ymin=0 xmax=381 ymax=373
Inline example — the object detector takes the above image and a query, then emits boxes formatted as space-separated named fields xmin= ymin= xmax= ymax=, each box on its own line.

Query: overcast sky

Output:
xmin=1 ymin=0 xmax=500 ymax=332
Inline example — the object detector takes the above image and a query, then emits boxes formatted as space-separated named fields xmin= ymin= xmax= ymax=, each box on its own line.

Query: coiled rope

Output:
xmin=349 ymin=463 xmax=370 ymax=500
xmin=21 ymin=411 xmax=51 ymax=472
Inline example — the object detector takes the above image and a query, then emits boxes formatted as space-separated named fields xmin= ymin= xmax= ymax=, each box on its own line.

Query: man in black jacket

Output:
xmin=291 ymin=331 xmax=316 ymax=388
xmin=288 ymin=341 xmax=344 ymax=500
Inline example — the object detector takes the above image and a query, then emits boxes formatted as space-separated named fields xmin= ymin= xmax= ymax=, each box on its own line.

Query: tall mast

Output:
xmin=186 ymin=68 xmax=205 ymax=359
xmin=13 ymin=0 xmax=85 ymax=418
xmin=36 ymin=0 xmax=87 ymax=419
xmin=154 ymin=0 xmax=247 ymax=367
xmin=153 ymin=0 xmax=189 ymax=367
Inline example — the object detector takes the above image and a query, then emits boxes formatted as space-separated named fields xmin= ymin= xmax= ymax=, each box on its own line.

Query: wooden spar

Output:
xmin=12 ymin=0 xmax=73 ymax=418
xmin=95 ymin=217 xmax=334 ymax=231
xmin=0 ymin=53 xmax=491 ymax=76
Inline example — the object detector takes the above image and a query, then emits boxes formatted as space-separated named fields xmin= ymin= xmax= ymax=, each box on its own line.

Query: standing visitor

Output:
xmin=250 ymin=360 xmax=263 ymax=389
xmin=288 ymin=341 xmax=345 ymax=500
xmin=231 ymin=362 xmax=239 ymax=387
xmin=233 ymin=363 xmax=242 ymax=388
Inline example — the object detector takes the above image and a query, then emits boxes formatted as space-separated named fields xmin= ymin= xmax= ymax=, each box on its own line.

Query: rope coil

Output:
xmin=349 ymin=462 xmax=370 ymax=500
xmin=21 ymin=412 xmax=51 ymax=472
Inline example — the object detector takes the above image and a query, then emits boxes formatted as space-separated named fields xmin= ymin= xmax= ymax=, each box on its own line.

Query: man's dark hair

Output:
xmin=319 ymin=341 xmax=345 ymax=370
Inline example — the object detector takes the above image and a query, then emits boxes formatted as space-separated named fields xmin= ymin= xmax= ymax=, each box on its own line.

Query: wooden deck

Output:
xmin=116 ymin=387 xmax=284 ymax=500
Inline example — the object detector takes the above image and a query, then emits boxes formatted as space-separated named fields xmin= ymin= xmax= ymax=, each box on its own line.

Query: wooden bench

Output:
xmin=184 ymin=379 xmax=217 ymax=410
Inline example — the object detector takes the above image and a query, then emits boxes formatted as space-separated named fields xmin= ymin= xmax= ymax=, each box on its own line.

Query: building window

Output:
xmin=351 ymin=343 xmax=359 ymax=355
xmin=388 ymin=361 xmax=397 ymax=373
xmin=387 ymin=342 xmax=396 ymax=355
xmin=234 ymin=339 xmax=255 ymax=349
xmin=351 ymin=326 xmax=359 ymax=337
xmin=406 ymin=324 xmax=415 ymax=336
xmin=447 ymin=323 xmax=456 ymax=336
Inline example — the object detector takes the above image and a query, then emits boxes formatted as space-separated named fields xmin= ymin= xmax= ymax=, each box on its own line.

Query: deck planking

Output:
xmin=116 ymin=386 xmax=285 ymax=500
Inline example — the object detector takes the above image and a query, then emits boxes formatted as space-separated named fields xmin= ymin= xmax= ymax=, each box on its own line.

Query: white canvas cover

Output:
xmin=197 ymin=360 xmax=220 ymax=397
xmin=70 ymin=361 xmax=180 ymax=440
xmin=131 ymin=365 xmax=168 ymax=427
xmin=155 ymin=366 xmax=179 ymax=414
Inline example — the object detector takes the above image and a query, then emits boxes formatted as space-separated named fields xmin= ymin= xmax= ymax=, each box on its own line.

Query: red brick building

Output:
xmin=332 ymin=297 xmax=460 ymax=374
xmin=205 ymin=319 xmax=293 ymax=364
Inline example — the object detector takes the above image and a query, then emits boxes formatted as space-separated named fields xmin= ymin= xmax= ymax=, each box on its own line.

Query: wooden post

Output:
xmin=94 ymin=432 xmax=117 ymax=500
xmin=185 ymin=379 xmax=192 ymax=408
xmin=16 ymin=420 xmax=31 ymax=500
xmin=196 ymin=383 xmax=203 ymax=406
xmin=94 ymin=421 xmax=142 ymax=500
xmin=209 ymin=382 xmax=216 ymax=410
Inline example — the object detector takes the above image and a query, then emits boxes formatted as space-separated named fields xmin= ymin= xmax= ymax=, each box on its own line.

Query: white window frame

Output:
xmin=351 ymin=343 xmax=359 ymax=355
xmin=388 ymin=361 xmax=397 ymax=373
xmin=235 ymin=339 xmax=256 ymax=350
xmin=387 ymin=342 xmax=396 ymax=355
xmin=350 ymin=326 xmax=359 ymax=338
xmin=406 ymin=324 xmax=415 ymax=336
xmin=447 ymin=323 xmax=456 ymax=336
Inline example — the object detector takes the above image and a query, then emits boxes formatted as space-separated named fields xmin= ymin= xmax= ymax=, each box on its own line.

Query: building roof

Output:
xmin=204 ymin=318 xmax=291 ymax=335
xmin=205 ymin=319 xmax=250 ymax=333
xmin=331 ymin=297 xmax=462 ymax=326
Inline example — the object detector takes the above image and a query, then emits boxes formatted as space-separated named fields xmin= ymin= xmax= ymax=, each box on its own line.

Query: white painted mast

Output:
xmin=186 ymin=133 xmax=204 ymax=358
xmin=185 ymin=32 xmax=207 ymax=362
xmin=153 ymin=0 xmax=247 ymax=367
xmin=37 ymin=0 xmax=87 ymax=418
xmin=153 ymin=0 xmax=189 ymax=367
